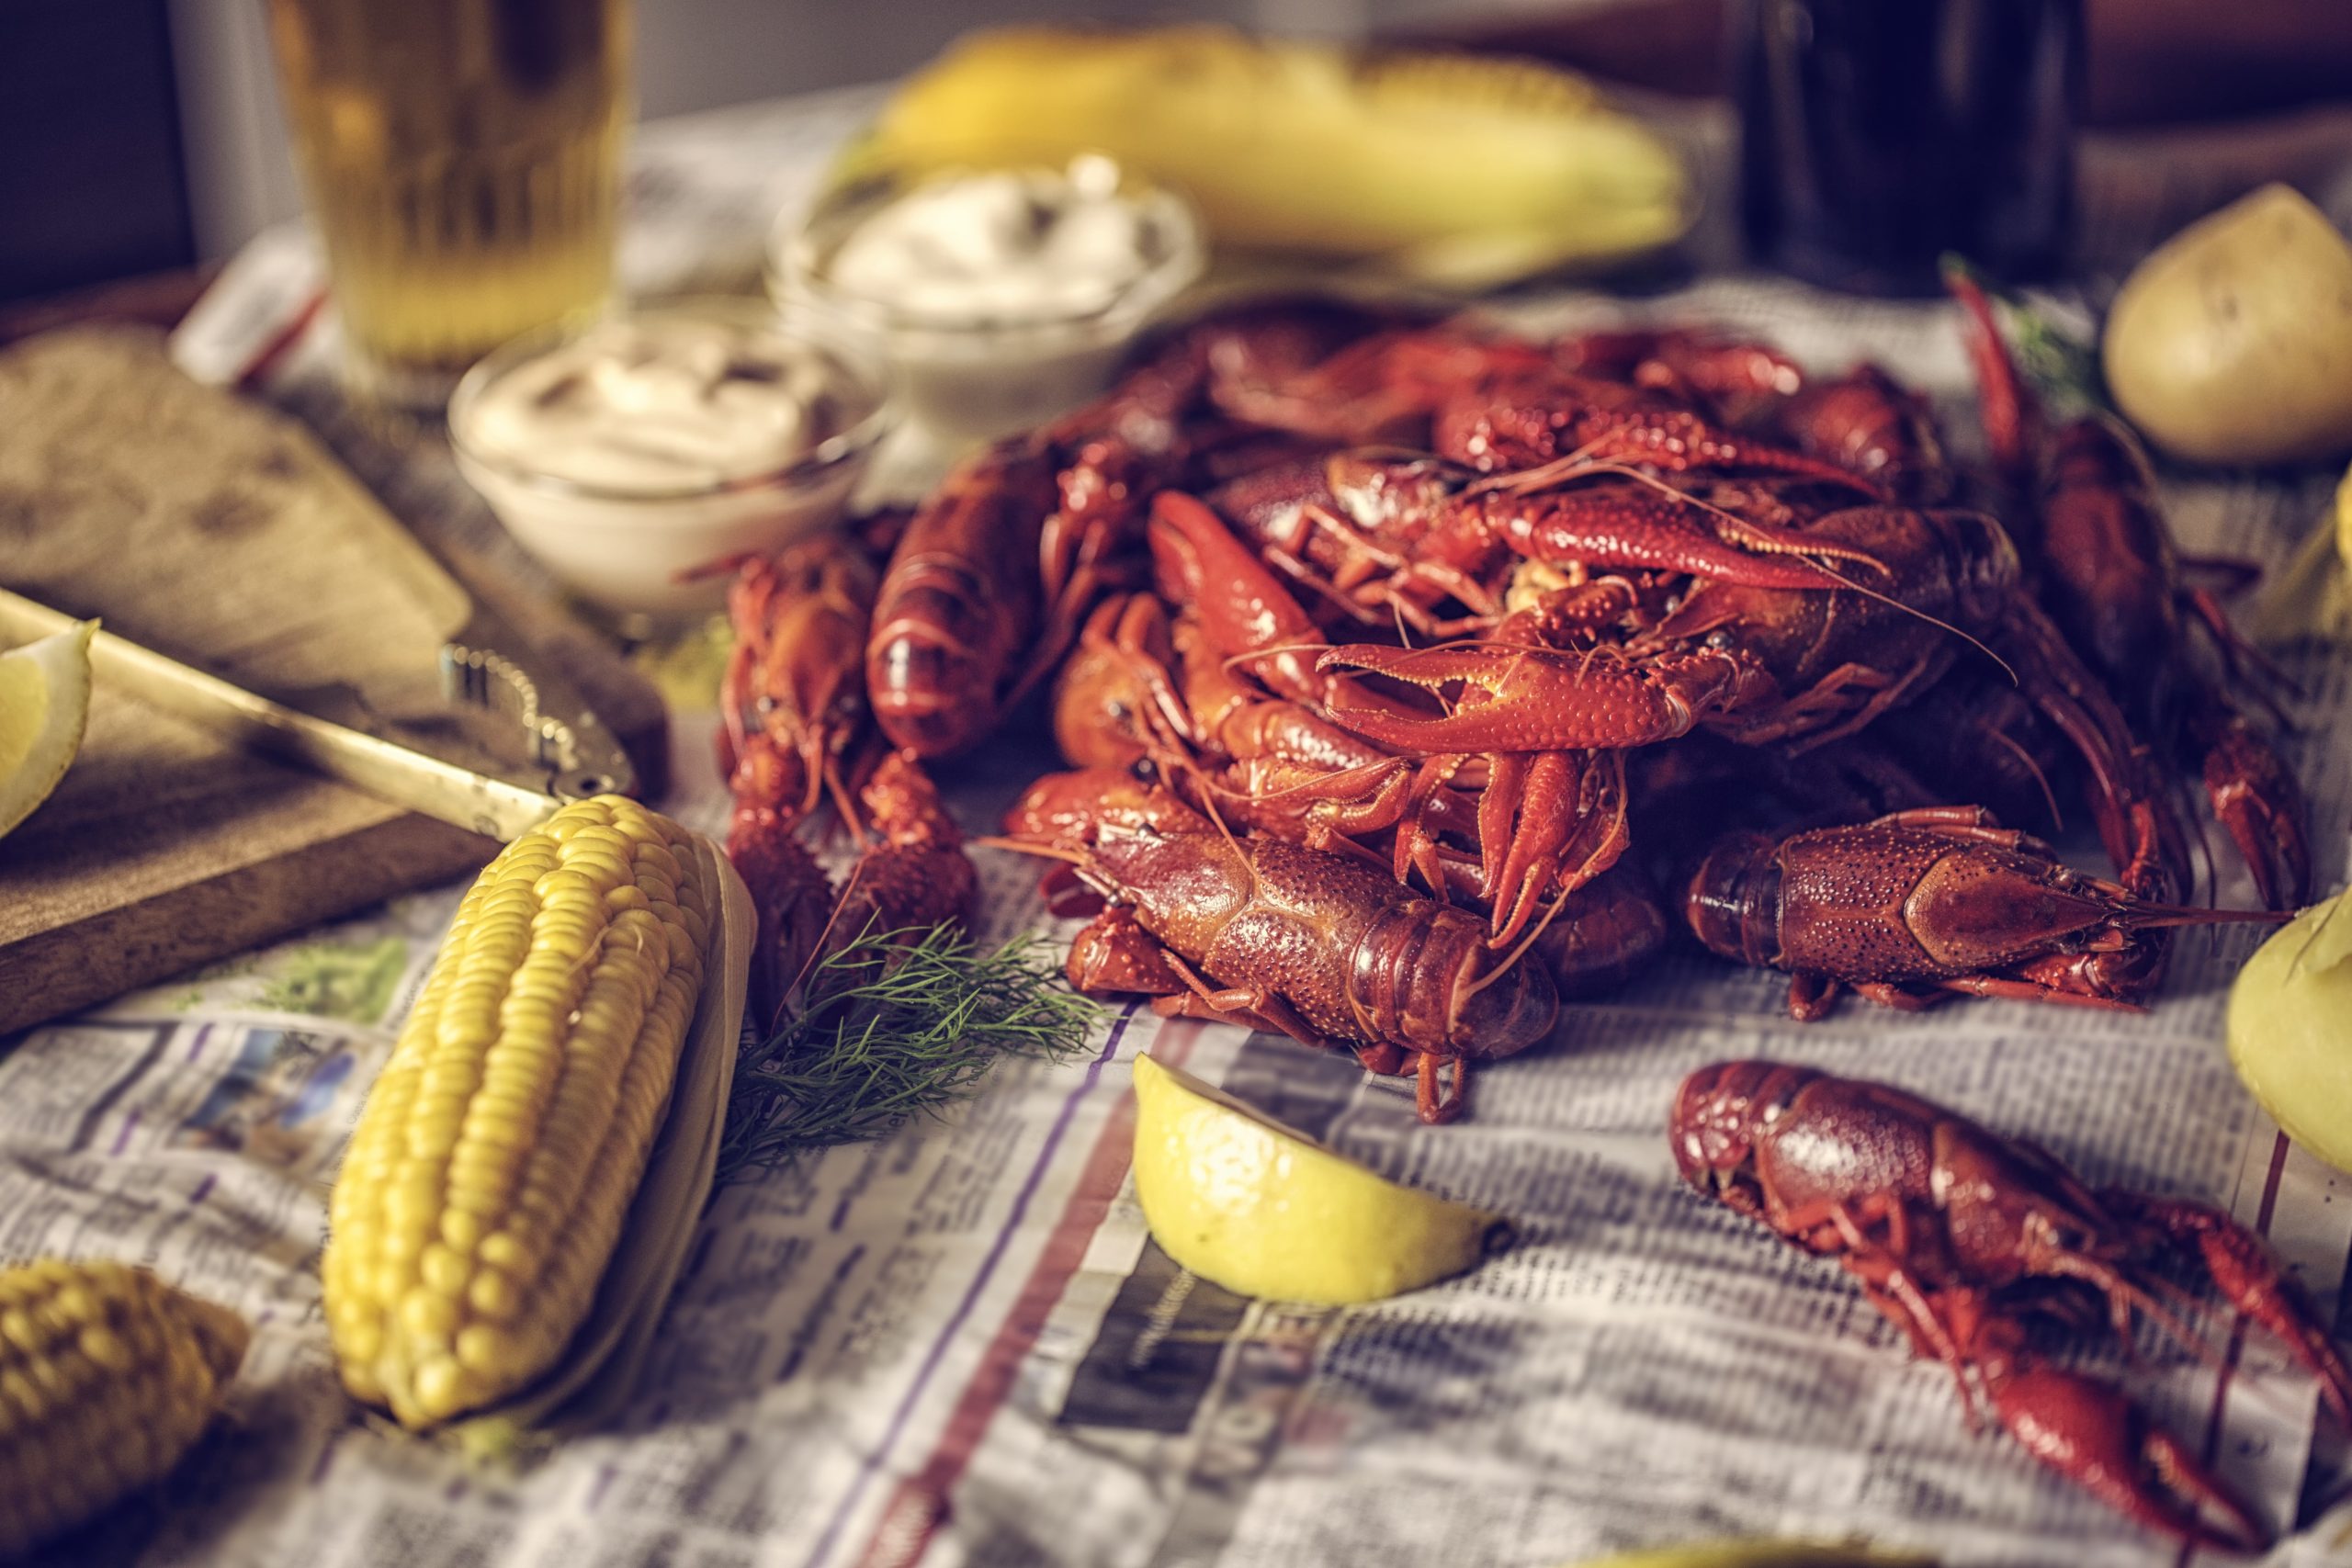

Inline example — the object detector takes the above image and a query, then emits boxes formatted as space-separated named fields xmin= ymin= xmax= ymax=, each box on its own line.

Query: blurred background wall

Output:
xmin=14 ymin=0 xmax=1529 ymax=302
xmin=6 ymin=0 xmax=2347 ymax=304
xmin=12 ymin=0 xmax=1627 ymax=302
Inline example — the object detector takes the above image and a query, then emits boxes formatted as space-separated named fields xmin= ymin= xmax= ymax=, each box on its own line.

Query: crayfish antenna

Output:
xmin=1987 ymin=727 xmax=2064 ymax=832
xmin=970 ymin=835 xmax=1086 ymax=867
xmin=822 ymin=757 xmax=864 ymax=842
xmin=2112 ymin=901 xmax=2294 ymax=933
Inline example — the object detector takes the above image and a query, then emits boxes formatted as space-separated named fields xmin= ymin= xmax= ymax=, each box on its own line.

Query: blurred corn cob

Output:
xmin=854 ymin=25 xmax=1693 ymax=288
xmin=323 ymin=796 xmax=712 ymax=1429
xmin=0 ymin=1259 xmax=248 ymax=1559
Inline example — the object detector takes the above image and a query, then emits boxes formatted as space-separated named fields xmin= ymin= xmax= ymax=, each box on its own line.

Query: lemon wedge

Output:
xmin=0 ymin=619 xmax=96 ymax=842
xmin=2337 ymin=459 xmax=2352 ymax=575
xmin=2229 ymin=890 xmax=2352 ymax=1175
xmin=1130 ymin=1053 xmax=1508 ymax=1304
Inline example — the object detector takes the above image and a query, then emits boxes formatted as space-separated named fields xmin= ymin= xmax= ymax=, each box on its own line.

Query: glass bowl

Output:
xmin=770 ymin=155 xmax=1204 ymax=444
xmin=448 ymin=300 xmax=896 ymax=615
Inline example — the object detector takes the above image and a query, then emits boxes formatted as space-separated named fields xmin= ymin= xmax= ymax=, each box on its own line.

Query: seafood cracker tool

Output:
xmin=0 ymin=586 xmax=633 ymax=843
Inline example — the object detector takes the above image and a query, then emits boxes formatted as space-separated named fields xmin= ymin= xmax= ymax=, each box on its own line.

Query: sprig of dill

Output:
xmin=715 ymin=924 xmax=1102 ymax=1186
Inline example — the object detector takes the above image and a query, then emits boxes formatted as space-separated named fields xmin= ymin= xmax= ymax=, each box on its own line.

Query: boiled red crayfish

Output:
xmin=865 ymin=301 xmax=1408 ymax=758
xmin=1680 ymin=807 xmax=2284 ymax=1018
xmin=1208 ymin=450 xmax=1879 ymax=640
xmin=1951 ymin=272 xmax=2309 ymax=909
xmin=820 ymin=751 xmax=978 ymax=976
xmin=1313 ymin=497 xmax=2196 ymax=918
xmin=725 ymin=537 xmax=977 ymax=1015
xmin=998 ymin=767 xmax=1559 ymax=1122
xmin=844 ymin=293 xmax=2305 ymax=1087
xmin=718 ymin=534 xmax=877 ymax=806
xmin=723 ymin=535 xmax=878 ymax=1011
xmin=1142 ymin=490 xmax=1632 ymax=946
xmin=1675 ymin=1060 xmax=2352 ymax=1551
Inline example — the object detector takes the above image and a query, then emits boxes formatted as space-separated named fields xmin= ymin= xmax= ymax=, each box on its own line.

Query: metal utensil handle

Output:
xmin=0 ymin=588 xmax=560 ymax=842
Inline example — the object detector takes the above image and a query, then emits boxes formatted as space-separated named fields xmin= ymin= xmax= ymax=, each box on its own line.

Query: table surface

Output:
xmin=10 ymin=78 xmax=2352 ymax=1568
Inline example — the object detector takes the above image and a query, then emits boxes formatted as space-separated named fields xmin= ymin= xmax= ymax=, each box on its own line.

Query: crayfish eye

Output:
xmin=1106 ymin=700 xmax=1131 ymax=722
xmin=1129 ymin=757 xmax=1160 ymax=784
xmin=1704 ymin=629 xmax=1734 ymax=649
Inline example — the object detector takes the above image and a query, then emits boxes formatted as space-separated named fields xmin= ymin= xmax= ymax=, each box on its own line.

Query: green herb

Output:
xmin=715 ymin=924 xmax=1102 ymax=1185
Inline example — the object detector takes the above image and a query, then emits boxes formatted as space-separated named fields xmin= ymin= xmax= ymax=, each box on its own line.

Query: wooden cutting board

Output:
xmin=0 ymin=327 xmax=669 ymax=1035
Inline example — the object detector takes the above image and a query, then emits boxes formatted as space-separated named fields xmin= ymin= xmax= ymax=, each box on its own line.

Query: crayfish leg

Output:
xmin=1854 ymin=1280 xmax=1985 ymax=1429
xmin=1150 ymin=993 xmax=1287 ymax=1038
xmin=1850 ymin=980 xmax=1945 ymax=1012
xmin=1786 ymin=974 xmax=1842 ymax=1021
xmin=1932 ymin=976 xmax=2143 ymax=1012
xmin=1155 ymin=946 xmax=1345 ymax=1058
xmin=1414 ymin=1052 xmax=1469 ymax=1125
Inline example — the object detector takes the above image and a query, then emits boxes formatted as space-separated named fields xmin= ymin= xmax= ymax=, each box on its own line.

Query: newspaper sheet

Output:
xmin=7 ymin=83 xmax=2352 ymax=1568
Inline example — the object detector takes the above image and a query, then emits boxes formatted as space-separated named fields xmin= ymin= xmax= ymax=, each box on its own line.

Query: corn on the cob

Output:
xmin=323 ymin=796 xmax=711 ymax=1428
xmin=0 ymin=1258 xmax=248 ymax=1559
xmin=858 ymin=25 xmax=1691 ymax=286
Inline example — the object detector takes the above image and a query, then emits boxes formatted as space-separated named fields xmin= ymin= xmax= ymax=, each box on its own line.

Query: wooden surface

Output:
xmin=0 ymin=326 xmax=666 ymax=1034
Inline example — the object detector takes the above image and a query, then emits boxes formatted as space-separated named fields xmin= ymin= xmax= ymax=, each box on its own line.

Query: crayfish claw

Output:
xmin=1990 ymin=1365 xmax=2268 ymax=1553
xmin=2201 ymin=716 xmax=2312 ymax=910
xmin=2118 ymin=1193 xmax=2352 ymax=1428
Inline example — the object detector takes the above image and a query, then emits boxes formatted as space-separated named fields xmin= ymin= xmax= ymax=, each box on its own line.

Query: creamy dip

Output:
xmin=458 ymin=316 xmax=845 ymax=492
xmin=823 ymin=159 xmax=1163 ymax=326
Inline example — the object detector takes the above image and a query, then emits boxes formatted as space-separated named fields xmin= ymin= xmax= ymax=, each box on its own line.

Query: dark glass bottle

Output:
xmin=1736 ymin=0 xmax=2084 ymax=295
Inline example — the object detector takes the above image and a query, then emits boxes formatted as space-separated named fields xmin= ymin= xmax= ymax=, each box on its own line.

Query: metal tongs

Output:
xmin=0 ymin=586 xmax=635 ymax=842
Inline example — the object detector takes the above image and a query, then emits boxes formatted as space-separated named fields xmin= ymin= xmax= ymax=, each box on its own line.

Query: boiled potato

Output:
xmin=2104 ymin=184 xmax=2352 ymax=466
xmin=2228 ymin=889 xmax=2352 ymax=1174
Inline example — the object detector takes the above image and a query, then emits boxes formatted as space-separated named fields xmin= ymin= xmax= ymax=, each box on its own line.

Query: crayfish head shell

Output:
xmin=1668 ymin=1060 xmax=1822 ymax=1203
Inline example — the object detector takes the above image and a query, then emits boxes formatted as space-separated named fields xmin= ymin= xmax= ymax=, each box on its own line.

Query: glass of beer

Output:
xmin=265 ymin=0 xmax=632 ymax=406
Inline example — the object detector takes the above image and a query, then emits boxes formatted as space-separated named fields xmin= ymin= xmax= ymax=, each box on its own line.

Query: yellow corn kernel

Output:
xmin=0 ymin=1259 xmax=247 ymax=1560
xmin=322 ymin=796 xmax=708 ymax=1428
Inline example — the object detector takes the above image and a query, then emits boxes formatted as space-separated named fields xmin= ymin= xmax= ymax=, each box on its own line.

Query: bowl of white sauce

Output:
xmin=449 ymin=302 xmax=895 ymax=615
xmin=773 ymin=155 xmax=1204 ymax=443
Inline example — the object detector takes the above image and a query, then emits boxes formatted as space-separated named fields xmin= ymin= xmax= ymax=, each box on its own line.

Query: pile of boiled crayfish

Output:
xmin=720 ymin=288 xmax=2307 ymax=1112
xmin=714 ymin=294 xmax=2329 ymax=1551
